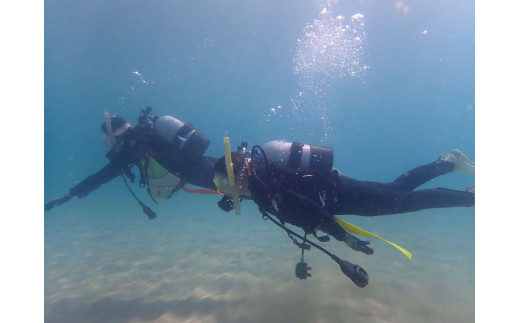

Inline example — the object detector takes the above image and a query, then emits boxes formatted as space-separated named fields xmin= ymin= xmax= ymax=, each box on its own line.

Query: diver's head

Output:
xmin=213 ymin=152 xmax=251 ymax=198
xmin=100 ymin=114 xmax=131 ymax=147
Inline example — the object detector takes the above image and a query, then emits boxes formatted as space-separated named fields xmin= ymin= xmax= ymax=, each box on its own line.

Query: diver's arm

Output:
xmin=277 ymin=185 xmax=338 ymax=231
xmin=252 ymin=171 xmax=369 ymax=247
xmin=45 ymin=128 xmax=147 ymax=211
xmin=277 ymin=187 xmax=372 ymax=253
xmin=68 ymin=133 xmax=145 ymax=199
xmin=249 ymin=169 xmax=328 ymax=222
xmin=68 ymin=161 xmax=124 ymax=198
xmin=44 ymin=161 xmax=123 ymax=211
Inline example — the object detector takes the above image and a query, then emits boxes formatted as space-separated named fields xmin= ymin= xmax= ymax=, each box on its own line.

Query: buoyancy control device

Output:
xmin=123 ymin=107 xmax=212 ymax=218
xmin=139 ymin=155 xmax=183 ymax=200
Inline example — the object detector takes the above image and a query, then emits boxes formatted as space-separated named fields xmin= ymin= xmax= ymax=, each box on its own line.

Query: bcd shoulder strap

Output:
xmin=138 ymin=154 xmax=158 ymax=204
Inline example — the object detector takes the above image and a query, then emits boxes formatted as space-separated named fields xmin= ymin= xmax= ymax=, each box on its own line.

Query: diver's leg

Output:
xmin=332 ymin=175 xmax=474 ymax=216
xmin=371 ymin=188 xmax=475 ymax=215
xmin=182 ymin=156 xmax=219 ymax=190
xmin=383 ymin=150 xmax=475 ymax=191
xmin=349 ymin=160 xmax=455 ymax=192
xmin=383 ymin=159 xmax=455 ymax=191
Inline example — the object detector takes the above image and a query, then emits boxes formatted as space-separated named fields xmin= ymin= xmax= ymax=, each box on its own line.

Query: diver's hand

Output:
xmin=44 ymin=194 xmax=72 ymax=211
xmin=345 ymin=233 xmax=374 ymax=255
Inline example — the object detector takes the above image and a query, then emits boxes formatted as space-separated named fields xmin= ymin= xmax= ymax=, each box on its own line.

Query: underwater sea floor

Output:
xmin=45 ymin=194 xmax=474 ymax=323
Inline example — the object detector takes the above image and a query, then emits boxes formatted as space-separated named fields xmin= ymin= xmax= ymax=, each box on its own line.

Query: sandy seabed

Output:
xmin=45 ymin=195 xmax=474 ymax=323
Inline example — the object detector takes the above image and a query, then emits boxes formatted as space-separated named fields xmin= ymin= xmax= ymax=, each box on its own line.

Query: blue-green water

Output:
xmin=45 ymin=0 xmax=475 ymax=322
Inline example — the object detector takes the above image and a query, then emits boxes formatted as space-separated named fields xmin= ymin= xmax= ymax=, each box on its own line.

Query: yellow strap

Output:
xmin=333 ymin=216 xmax=413 ymax=260
xmin=224 ymin=137 xmax=235 ymax=187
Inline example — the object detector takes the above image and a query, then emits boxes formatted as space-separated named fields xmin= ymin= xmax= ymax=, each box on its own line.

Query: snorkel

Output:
xmin=213 ymin=137 xmax=243 ymax=214
xmin=103 ymin=112 xmax=116 ymax=147
xmin=224 ymin=137 xmax=242 ymax=214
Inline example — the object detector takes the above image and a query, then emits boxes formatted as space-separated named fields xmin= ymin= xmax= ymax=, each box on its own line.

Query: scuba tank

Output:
xmin=262 ymin=140 xmax=334 ymax=171
xmin=154 ymin=116 xmax=210 ymax=160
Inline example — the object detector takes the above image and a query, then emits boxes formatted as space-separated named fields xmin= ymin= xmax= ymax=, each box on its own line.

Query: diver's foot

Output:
xmin=441 ymin=149 xmax=475 ymax=176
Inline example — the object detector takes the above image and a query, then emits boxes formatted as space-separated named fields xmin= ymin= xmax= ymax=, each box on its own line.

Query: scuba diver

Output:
xmin=45 ymin=107 xmax=221 ymax=218
xmin=213 ymin=139 xmax=475 ymax=287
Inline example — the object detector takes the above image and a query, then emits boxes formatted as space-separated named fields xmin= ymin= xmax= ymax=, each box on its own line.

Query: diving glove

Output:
xmin=44 ymin=194 xmax=72 ymax=211
xmin=345 ymin=233 xmax=374 ymax=255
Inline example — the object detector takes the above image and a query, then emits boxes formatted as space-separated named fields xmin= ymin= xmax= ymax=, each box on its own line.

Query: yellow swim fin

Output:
xmin=441 ymin=149 xmax=475 ymax=176
xmin=333 ymin=216 xmax=413 ymax=260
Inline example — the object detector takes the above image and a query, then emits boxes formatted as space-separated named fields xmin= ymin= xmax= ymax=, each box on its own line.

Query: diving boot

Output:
xmin=441 ymin=149 xmax=475 ymax=176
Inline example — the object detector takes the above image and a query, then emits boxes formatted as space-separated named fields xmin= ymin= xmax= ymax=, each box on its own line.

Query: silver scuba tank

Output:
xmin=154 ymin=116 xmax=210 ymax=159
xmin=262 ymin=140 xmax=333 ymax=171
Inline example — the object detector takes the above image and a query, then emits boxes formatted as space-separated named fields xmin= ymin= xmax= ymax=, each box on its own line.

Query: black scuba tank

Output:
xmin=262 ymin=140 xmax=333 ymax=171
xmin=154 ymin=116 xmax=210 ymax=159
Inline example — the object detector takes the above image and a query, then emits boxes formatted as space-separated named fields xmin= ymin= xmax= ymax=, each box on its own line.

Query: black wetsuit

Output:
xmin=247 ymin=158 xmax=474 ymax=241
xmin=69 ymin=126 xmax=217 ymax=199
xmin=331 ymin=160 xmax=474 ymax=216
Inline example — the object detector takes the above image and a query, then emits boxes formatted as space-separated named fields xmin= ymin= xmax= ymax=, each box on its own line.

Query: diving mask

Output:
xmin=100 ymin=113 xmax=131 ymax=147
